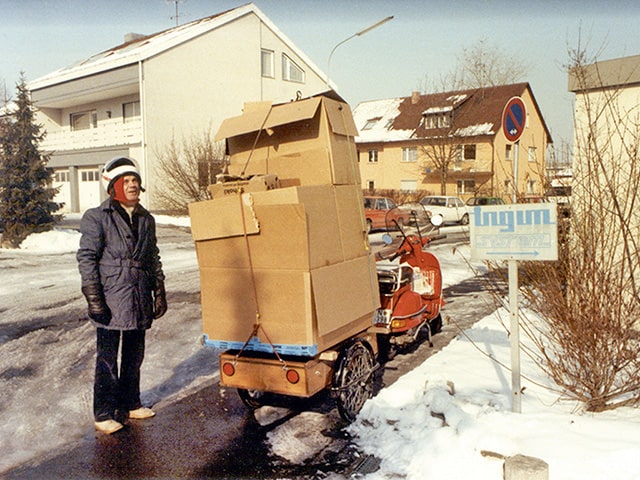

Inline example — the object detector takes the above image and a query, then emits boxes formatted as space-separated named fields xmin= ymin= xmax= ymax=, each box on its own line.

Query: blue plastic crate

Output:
xmin=202 ymin=335 xmax=318 ymax=357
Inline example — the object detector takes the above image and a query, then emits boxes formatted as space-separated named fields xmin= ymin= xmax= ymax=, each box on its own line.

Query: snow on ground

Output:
xmin=1 ymin=219 xmax=640 ymax=479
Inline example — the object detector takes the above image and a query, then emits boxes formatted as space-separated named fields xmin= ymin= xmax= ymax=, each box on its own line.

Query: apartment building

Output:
xmin=28 ymin=3 xmax=329 ymax=212
xmin=353 ymin=83 xmax=552 ymax=202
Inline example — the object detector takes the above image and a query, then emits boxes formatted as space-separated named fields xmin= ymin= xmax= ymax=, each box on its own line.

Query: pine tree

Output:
xmin=0 ymin=74 xmax=61 ymax=248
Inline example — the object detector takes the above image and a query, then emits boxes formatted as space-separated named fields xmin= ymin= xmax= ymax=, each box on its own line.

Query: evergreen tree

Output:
xmin=0 ymin=74 xmax=61 ymax=248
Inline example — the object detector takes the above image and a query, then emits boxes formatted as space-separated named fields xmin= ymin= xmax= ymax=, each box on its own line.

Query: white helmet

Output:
xmin=101 ymin=156 xmax=144 ymax=193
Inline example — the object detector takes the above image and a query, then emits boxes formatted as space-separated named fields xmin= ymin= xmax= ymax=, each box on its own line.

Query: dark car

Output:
xmin=466 ymin=196 xmax=506 ymax=206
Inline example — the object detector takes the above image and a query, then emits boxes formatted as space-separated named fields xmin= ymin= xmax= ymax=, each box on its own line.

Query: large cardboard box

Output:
xmin=215 ymin=95 xmax=360 ymax=186
xmin=189 ymin=184 xmax=369 ymax=271
xmin=199 ymin=255 xmax=379 ymax=354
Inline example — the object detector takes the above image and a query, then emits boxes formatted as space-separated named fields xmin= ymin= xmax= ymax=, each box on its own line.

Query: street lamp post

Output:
xmin=326 ymin=16 xmax=394 ymax=87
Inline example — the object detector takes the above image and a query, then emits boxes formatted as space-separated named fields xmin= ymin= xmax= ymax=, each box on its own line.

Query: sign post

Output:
xmin=470 ymin=204 xmax=558 ymax=412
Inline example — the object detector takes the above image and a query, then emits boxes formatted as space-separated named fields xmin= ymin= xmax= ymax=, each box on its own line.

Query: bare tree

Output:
xmin=509 ymin=42 xmax=640 ymax=412
xmin=153 ymin=128 xmax=227 ymax=213
xmin=420 ymin=132 xmax=461 ymax=196
xmin=415 ymin=39 xmax=529 ymax=196
xmin=448 ymin=38 xmax=528 ymax=90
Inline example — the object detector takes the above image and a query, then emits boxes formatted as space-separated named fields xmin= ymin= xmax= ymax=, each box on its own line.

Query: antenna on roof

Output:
xmin=167 ymin=0 xmax=185 ymax=26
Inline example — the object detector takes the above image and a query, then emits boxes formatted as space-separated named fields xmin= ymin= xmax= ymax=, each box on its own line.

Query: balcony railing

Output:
xmin=41 ymin=118 xmax=142 ymax=152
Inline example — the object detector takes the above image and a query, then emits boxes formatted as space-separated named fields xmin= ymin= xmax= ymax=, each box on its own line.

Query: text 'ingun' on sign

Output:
xmin=472 ymin=206 xmax=556 ymax=233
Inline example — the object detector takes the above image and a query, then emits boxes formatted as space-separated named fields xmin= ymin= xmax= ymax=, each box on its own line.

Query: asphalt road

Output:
xmin=6 ymin=224 xmax=495 ymax=479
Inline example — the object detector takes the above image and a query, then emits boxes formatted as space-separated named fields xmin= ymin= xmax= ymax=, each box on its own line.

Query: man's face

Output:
xmin=121 ymin=175 xmax=141 ymax=205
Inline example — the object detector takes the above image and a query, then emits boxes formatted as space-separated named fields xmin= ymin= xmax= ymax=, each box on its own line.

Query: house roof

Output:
xmin=28 ymin=2 xmax=325 ymax=92
xmin=354 ymin=82 xmax=553 ymax=144
xmin=568 ymin=54 xmax=640 ymax=92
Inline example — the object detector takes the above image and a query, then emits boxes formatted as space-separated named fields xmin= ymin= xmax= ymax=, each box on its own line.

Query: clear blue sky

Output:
xmin=2 ymin=0 xmax=640 ymax=148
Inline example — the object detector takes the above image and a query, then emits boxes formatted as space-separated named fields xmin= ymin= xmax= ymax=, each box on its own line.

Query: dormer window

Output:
xmin=362 ymin=117 xmax=381 ymax=130
xmin=422 ymin=106 xmax=452 ymax=129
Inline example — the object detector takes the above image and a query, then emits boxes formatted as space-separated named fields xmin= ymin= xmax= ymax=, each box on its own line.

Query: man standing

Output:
xmin=77 ymin=157 xmax=167 ymax=434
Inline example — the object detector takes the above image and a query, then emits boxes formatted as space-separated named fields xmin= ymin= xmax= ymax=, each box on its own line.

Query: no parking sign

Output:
xmin=502 ymin=96 xmax=527 ymax=143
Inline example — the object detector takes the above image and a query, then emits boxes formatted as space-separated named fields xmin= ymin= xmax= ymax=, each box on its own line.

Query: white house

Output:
xmin=29 ymin=3 xmax=330 ymax=212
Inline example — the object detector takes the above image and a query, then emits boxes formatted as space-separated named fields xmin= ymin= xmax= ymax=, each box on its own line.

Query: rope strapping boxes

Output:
xmin=188 ymin=92 xmax=379 ymax=356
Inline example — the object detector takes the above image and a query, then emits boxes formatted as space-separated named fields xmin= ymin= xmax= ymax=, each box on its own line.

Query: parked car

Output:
xmin=466 ymin=196 xmax=506 ymax=206
xmin=363 ymin=196 xmax=405 ymax=232
xmin=419 ymin=195 xmax=469 ymax=225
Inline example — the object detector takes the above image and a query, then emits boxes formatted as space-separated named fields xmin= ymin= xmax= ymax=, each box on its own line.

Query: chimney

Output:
xmin=124 ymin=33 xmax=146 ymax=43
xmin=411 ymin=91 xmax=421 ymax=104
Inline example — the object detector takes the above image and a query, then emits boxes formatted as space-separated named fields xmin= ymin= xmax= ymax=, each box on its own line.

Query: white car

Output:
xmin=419 ymin=195 xmax=469 ymax=225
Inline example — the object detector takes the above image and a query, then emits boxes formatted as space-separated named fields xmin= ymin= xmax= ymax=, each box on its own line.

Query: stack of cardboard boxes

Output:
xmin=189 ymin=93 xmax=380 ymax=356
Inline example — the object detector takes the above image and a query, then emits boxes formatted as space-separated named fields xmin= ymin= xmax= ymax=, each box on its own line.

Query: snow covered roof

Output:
xmin=28 ymin=3 xmax=324 ymax=91
xmin=354 ymin=83 xmax=552 ymax=144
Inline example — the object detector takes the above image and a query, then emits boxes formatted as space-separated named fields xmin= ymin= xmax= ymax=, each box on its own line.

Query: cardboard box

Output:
xmin=215 ymin=95 xmax=360 ymax=186
xmin=188 ymin=194 xmax=259 ymax=241
xmin=190 ymin=185 xmax=369 ymax=270
xmin=207 ymin=174 xmax=280 ymax=199
xmin=199 ymin=255 xmax=379 ymax=354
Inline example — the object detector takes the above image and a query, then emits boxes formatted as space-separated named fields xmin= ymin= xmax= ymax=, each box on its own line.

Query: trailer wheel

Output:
xmin=237 ymin=388 xmax=266 ymax=409
xmin=332 ymin=341 xmax=375 ymax=422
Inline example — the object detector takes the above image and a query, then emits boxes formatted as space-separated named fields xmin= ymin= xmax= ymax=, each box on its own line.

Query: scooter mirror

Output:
xmin=430 ymin=214 xmax=444 ymax=227
xmin=381 ymin=233 xmax=393 ymax=245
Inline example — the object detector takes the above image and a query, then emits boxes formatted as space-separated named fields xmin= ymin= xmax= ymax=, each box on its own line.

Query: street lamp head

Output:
xmin=326 ymin=15 xmax=394 ymax=87
xmin=355 ymin=16 xmax=394 ymax=37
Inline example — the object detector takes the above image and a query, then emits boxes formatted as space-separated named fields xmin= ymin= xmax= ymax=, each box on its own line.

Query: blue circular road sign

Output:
xmin=502 ymin=96 xmax=527 ymax=143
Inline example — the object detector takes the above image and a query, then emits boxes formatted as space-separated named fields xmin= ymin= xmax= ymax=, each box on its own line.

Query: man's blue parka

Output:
xmin=77 ymin=198 xmax=165 ymax=330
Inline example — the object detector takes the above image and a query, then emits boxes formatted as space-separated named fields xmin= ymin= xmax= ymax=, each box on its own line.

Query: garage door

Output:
xmin=79 ymin=168 xmax=101 ymax=211
xmin=52 ymin=169 xmax=71 ymax=213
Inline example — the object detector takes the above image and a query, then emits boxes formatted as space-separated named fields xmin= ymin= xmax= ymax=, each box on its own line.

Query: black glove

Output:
xmin=81 ymin=284 xmax=112 ymax=325
xmin=153 ymin=282 xmax=167 ymax=319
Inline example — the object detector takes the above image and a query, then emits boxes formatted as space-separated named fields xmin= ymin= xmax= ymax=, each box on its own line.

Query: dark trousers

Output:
xmin=94 ymin=328 xmax=146 ymax=422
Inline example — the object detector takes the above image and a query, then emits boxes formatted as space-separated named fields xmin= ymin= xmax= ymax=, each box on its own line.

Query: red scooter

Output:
xmin=372 ymin=203 xmax=445 ymax=360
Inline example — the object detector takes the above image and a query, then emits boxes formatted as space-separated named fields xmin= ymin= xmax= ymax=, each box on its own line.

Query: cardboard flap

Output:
xmin=214 ymin=98 xmax=324 ymax=141
xmin=323 ymin=97 xmax=359 ymax=137
xmin=312 ymin=255 xmax=379 ymax=336
xmin=264 ymin=97 xmax=322 ymax=130
xmin=188 ymin=194 xmax=259 ymax=241
xmin=214 ymin=102 xmax=273 ymax=141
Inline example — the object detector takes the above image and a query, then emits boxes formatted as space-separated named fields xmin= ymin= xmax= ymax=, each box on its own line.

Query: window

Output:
xmin=368 ymin=150 xmax=378 ymax=163
xmin=71 ymin=110 xmax=97 ymax=131
xmin=53 ymin=170 xmax=69 ymax=182
xmin=528 ymin=146 xmax=537 ymax=163
xmin=367 ymin=180 xmax=375 ymax=190
xmin=457 ymin=179 xmax=475 ymax=194
xmin=81 ymin=169 xmax=100 ymax=182
xmin=527 ymin=179 xmax=536 ymax=194
xmin=463 ymin=144 xmax=476 ymax=161
xmin=362 ymin=117 xmax=381 ymax=130
xmin=282 ymin=54 xmax=305 ymax=83
xmin=261 ymin=49 xmax=274 ymax=78
xmin=123 ymin=101 xmax=140 ymax=123
xmin=400 ymin=179 xmax=417 ymax=192
xmin=504 ymin=179 xmax=512 ymax=196
xmin=424 ymin=112 xmax=451 ymax=129
xmin=505 ymin=144 xmax=512 ymax=160
xmin=402 ymin=147 xmax=417 ymax=163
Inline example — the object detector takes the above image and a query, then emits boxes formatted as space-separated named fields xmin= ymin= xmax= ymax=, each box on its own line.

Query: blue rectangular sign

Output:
xmin=470 ymin=204 xmax=558 ymax=261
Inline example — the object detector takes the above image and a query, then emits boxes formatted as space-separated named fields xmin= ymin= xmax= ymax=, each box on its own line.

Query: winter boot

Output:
xmin=128 ymin=407 xmax=156 ymax=419
xmin=94 ymin=419 xmax=124 ymax=434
